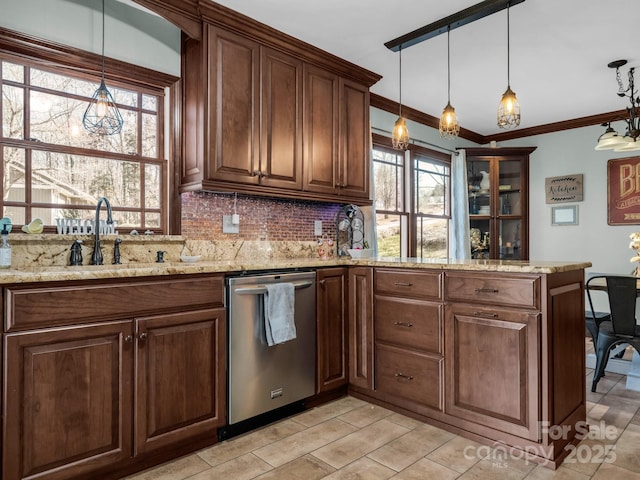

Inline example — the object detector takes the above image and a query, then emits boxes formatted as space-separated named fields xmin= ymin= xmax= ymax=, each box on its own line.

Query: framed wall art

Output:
xmin=608 ymin=157 xmax=640 ymax=225
xmin=551 ymin=205 xmax=578 ymax=226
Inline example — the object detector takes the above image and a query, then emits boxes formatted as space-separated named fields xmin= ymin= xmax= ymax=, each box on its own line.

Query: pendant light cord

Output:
xmin=398 ymin=45 xmax=403 ymax=117
xmin=101 ymin=0 xmax=106 ymax=81
xmin=506 ymin=3 xmax=510 ymax=87
xmin=447 ymin=27 xmax=451 ymax=103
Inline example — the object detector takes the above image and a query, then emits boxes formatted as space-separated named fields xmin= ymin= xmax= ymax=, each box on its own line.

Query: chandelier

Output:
xmin=595 ymin=60 xmax=640 ymax=151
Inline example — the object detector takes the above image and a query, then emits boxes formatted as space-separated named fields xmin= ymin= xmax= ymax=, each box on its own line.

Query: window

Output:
xmin=0 ymin=53 xmax=167 ymax=233
xmin=372 ymin=134 xmax=451 ymax=258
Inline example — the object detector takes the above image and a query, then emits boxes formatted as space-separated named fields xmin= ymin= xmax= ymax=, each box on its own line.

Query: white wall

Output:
xmin=372 ymin=108 xmax=638 ymax=275
xmin=0 ymin=0 xmax=180 ymax=76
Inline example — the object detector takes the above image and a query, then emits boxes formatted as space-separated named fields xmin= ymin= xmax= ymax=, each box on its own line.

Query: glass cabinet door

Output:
xmin=466 ymin=147 xmax=534 ymax=260
xmin=497 ymin=160 xmax=524 ymax=260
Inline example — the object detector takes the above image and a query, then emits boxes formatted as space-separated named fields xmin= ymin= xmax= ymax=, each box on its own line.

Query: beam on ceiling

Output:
xmin=384 ymin=0 xmax=525 ymax=52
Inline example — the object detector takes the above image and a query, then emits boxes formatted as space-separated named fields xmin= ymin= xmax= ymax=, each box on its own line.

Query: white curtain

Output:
xmin=449 ymin=149 xmax=470 ymax=259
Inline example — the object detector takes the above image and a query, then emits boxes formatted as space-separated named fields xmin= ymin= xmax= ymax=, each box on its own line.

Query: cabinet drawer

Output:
xmin=375 ymin=296 xmax=442 ymax=354
xmin=375 ymin=343 xmax=443 ymax=411
xmin=375 ymin=269 xmax=442 ymax=300
xmin=5 ymin=274 xmax=224 ymax=331
xmin=444 ymin=272 xmax=540 ymax=309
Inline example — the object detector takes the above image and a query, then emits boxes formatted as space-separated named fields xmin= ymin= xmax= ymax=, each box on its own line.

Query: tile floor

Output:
xmin=126 ymin=341 xmax=640 ymax=480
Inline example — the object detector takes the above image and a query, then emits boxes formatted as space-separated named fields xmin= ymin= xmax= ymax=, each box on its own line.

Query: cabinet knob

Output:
xmin=138 ymin=332 xmax=148 ymax=341
xmin=319 ymin=279 xmax=326 ymax=287
xmin=261 ymin=171 xmax=269 ymax=178
xmin=124 ymin=335 xmax=133 ymax=343
xmin=251 ymin=170 xmax=259 ymax=177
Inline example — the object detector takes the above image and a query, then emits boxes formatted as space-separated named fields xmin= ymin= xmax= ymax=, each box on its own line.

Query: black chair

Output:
xmin=585 ymin=309 xmax=610 ymax=345
xmin=587 ymin=275 xmax=640 ymax=392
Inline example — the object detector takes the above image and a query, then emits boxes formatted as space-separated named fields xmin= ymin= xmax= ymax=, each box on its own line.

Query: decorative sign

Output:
xmin=608 ymin=157 xmax=640 ymax=225
xmin=545 ymin=174 xmax=583 ymax=204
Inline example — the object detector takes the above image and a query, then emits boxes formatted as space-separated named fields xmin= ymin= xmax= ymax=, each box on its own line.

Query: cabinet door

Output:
xmin=445 ymin=304 xmax=540 ymax=441
xmin=261 ymin=47 xmax=303 ymax=190
xmin=303 ymin=64 xmax=339 ymax=195
xmin=4 ymin=321 xmax=133 ymax=480
xmin=316 ymin=267 xmax=348 ymax=393
xmin=207 ymin=25 xmax=260 ymax=184
xmin=348 ymin=267 xmax=374 ymax=390
xmin=339 ymin=78 xmax=370 ymax=200
xmin=134 ymin=307 xmax=226 ymax=455
xmin=466 ymin=148 xmax=533 ymax=260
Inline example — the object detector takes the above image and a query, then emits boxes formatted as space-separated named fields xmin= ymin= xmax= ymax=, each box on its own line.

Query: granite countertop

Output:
xmin=0 ymin=257 xmax=592 ymax=285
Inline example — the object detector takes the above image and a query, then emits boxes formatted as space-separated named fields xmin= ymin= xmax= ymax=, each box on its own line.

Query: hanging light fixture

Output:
xmin=392 ymin=46 xmax=410 ymax=150
xmin=497 ymin=3 xmax=520 ymax=128
xmin=83 ymin=0 xmax=124 ymax=136
xmin=439 ymin=27 xmax=460 ymax=139
xmin=595 ymin=60 xmax=640 ymax=151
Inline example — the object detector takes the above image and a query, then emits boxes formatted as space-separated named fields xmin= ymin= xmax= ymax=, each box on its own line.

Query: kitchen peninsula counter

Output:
xmin=0 ymin=257 xmax=591 ymax=284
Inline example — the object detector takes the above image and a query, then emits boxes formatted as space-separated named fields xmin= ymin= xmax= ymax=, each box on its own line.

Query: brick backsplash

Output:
xmin=181 ymin=191 xmax=342 ymax=241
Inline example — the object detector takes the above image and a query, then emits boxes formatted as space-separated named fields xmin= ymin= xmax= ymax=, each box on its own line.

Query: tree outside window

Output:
xmin=373 ymin=134 xmax=451 ymax=258
xmin=0 ymin=55 xmax=166 ymax=232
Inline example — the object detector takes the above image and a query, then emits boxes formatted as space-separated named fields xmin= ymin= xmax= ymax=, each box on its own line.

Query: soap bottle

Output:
xmin=0 ymin=226 xmax=11 ymax=269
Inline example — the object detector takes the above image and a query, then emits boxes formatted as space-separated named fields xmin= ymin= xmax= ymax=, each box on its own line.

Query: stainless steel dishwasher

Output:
xmin=221 ymin=270 xmax=316 ymax=438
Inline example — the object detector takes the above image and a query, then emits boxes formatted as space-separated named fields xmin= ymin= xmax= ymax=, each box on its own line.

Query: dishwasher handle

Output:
xmin=234 ymin=281 xmax=314 ymax=295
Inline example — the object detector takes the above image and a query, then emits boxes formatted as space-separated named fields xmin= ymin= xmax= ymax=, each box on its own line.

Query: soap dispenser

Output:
xmin=0 ymin=226 xmax=11 ymax=269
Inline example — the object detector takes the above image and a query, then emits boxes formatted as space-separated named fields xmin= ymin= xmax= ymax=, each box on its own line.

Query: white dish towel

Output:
xmin=264 ymin=283 xmax=296 ymax=346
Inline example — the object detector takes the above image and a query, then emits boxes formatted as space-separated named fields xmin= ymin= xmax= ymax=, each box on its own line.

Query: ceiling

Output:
xmin=210 ymin=0 xmax=639 ymax=139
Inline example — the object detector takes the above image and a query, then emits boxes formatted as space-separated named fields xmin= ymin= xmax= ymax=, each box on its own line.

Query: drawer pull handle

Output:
xmin=394 ymin=282 xmax=413 ymax=287
xmin=394 ymin=321 xmax=414 ymax=328
xmin=475 ymin=288 xmax=499 ymax=293
xmin=474 ymin=312 xmax=498 ymax=319
xmin=395 ymin=373 xmax=413 ymax=381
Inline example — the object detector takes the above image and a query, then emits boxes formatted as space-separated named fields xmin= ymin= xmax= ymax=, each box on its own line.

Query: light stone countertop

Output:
xmin=0 ymin=257 xmax=592 ymax=285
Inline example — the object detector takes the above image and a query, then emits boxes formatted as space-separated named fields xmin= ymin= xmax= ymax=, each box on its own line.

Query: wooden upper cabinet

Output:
xmin=339 ymin=78 xmax=370 ymax=200
xmin=206 ymin=25 xmax=261 ymax=185
xmin=179 ymin=19 xmax=379 ymax=204
xmin=303 ymin=64 xmax=340 ymax=196
xmin=303 ymin=68 xmax=371 ymax=201
xmin=260 ymin=47 xmax=303 ymax=190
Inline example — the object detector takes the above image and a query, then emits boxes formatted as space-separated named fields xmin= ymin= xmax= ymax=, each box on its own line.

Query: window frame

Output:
xmin=0 ymin=27 xmax=178 ymax=233
xmin=372 ymin=133 xmax=452 ymax=258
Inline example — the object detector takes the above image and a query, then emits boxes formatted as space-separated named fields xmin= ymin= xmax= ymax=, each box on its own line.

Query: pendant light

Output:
xmin=392 ymin=45 xmax=410 ymax=150
xmin=83 ymin=0 xmax=124 ymax=136
xmin=439 ymin=27 xmax=460 ymax=139
xmin=497 ymin=3 xmax=521 ymax=129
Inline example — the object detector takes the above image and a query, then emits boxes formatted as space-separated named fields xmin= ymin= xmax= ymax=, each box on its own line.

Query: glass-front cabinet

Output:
xmin=466 ymin=147 xmax=536 ymax=260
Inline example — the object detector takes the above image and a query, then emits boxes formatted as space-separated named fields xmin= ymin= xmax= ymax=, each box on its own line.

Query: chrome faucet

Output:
xmin=90 ymin=196 xmax=113 ymax=265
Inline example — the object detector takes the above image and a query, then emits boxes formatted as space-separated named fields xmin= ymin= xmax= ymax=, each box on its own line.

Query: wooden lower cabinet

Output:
xmin=349 ymin=267 xmax=587 ymax=468
xmin=348 ymin=267 xmax=374 ymax=390
xmin=375 ymin=343 xmax=443 ymax=411
xmin=4 ymin=321 xmax=134 ymax=480
xmin=135 ymin=308 xmax=226 ymax=455
xmin=2 ymin=275 xmax=226 ymax=480
xmin=316 ymin=268 xmax=348 ymax=393
xmin=444 ymin=304 xmax=540 ymax=441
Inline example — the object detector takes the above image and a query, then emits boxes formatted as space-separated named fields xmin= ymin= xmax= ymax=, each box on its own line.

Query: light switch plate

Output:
xmin=314 ymin=220 xmax=322 ymax=236
xmin=223 ymin=215 xmax=239 ymax=234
